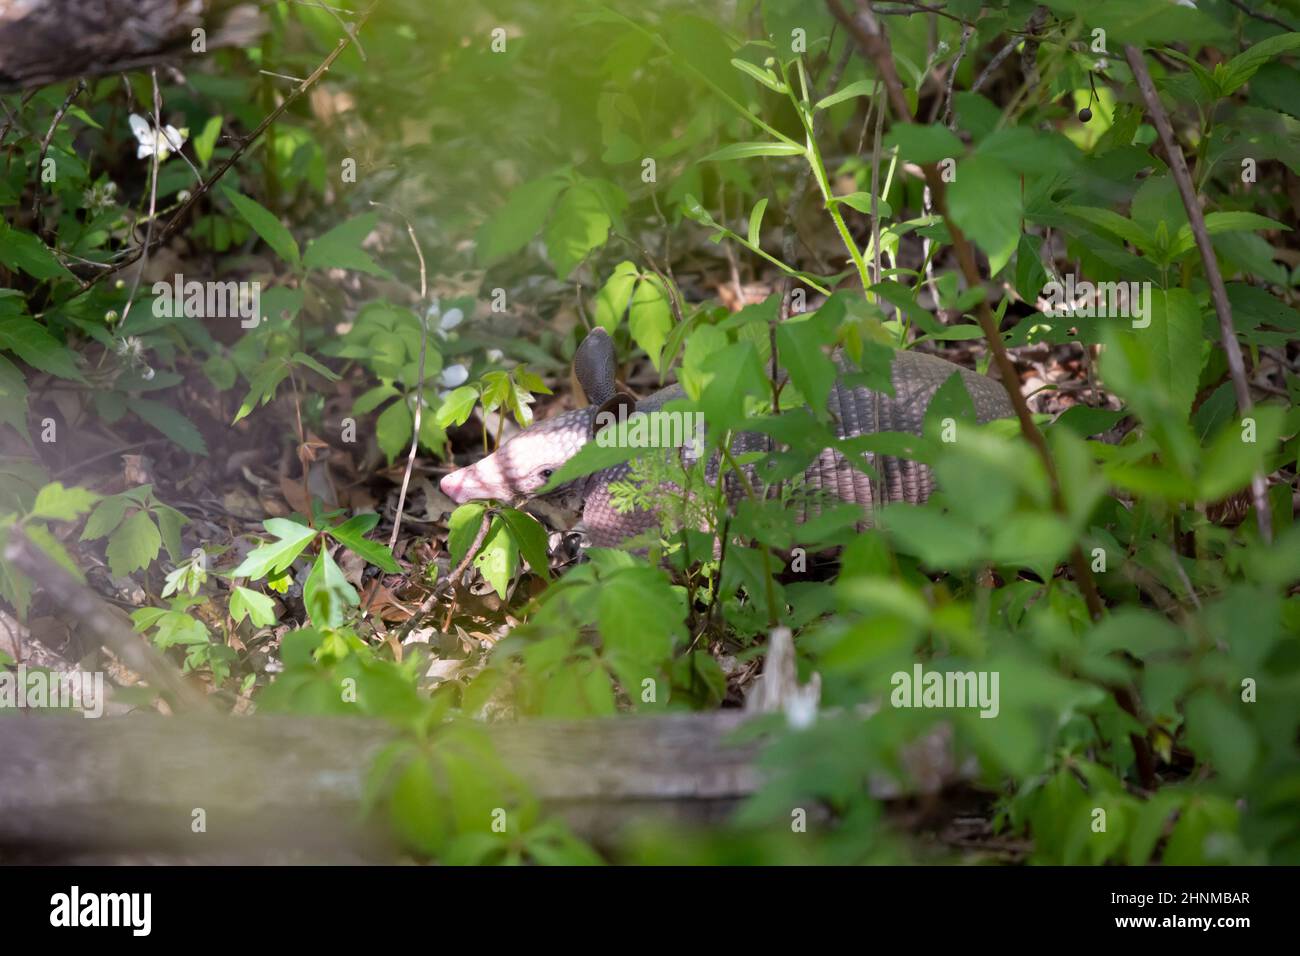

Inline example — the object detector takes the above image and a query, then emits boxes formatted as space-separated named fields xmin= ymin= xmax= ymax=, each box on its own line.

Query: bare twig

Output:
xmin=941 ymin=26 xmax=974 ymax=128
xmin=32 ymin=79 xmax=86 ymax=230
xmin=1125 ymin=45 xmax=1273 ymax=544
xmin=1225 ymin=0 xmax=1297 ymax=32
xmin=971 ymin=37 xmax=1019 ymax=94
xmin=369 ymin=201 xmax=430 ymax=552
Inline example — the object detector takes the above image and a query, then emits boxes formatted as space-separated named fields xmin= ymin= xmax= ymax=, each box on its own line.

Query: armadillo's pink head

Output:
xmin=439 ymin=408 xmax=593 ymax=505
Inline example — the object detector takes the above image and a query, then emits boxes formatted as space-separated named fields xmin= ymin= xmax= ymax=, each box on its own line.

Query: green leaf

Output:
xmin=729 ymin=58 xmax=787 ymax=93
xmin=832 ymin=191 xmax=891 ymax=218
xmin=354 ymin=383 xmax=401 ymax=416
xmin=221 ymin=187 xmax=300 ymax=265
xmin=81 ymin=494 xmax=131 ymax=540
xmin=1197 ymin=405 xmax=1286 ymax=501
xmin=326 ymin=512 xmax=401 ymax=573
xmin=815 ymin=78 xmax=878 ymax=111
xmin=592 ymin=260 xmax=640 ymax=332
xmin=303 ymin=213 xmax=391 ymax=277
xmin=376 ymin=398 xmax=413 ymax=463
xmin=545 ymin=180 xmax=617 ymax=279
xmin=882 ymin=123 xmax=964 ymax=165
xmin=30 ymin=482 xmax=99 ymax=521
xmin=627 ymin=274 xmax=673 ymax=371
xmin=193 ymin=115 xmax=222 ymax=167
xmin=126 ymin=397 xmax=207 ymax=454
xmin=448 ymin=502 xmax=488 ymax=567
xmin=435 ymin=385 xmax=480 ymax=428
xmin=230 ymin=585 xmax=278 ymax=627
xmin=303 ymin=548 xmax=359 ymax=628
xmin=1166 ymin=211 xmax=1290 ymax=260
xmin=473 ymin=517 xmax=518 ymax=599
xmin=498 ymin=507 xmax=551 ymax=580
xmin=698 ymin=141 xmax=805 ymax=162
xmin=153 ymin=503 xmax=188 ymax=562
xmin=0 ymin=353 xmax=29 ymax=439
xmin=106 ymin=509 xmax=163 ymax=576
xmin=231 ymin=518 xmax=318 ymax=579
xmin=1062 ymin=205 xmax=1157 ymax=254
xmin=947 ymin=155 xmax=1022 ymax=274
xmin=747 ymin=197 xmax=768 ymax=246
xmin=0 ymin=316 xmax=86 ymax=382
xmin=0 ymin=223 xmax=75 ymax=281
xmin=476 ymin=174 xmax=568 ymax=266
xmin=1220 ymin=32 xmax=1300 ymax=94
xmin=776 ymin=311 xmax=837 ymax=416
xmin=1184 ymin=690 xmax=1258 ymax=788
xmin=291 ymin=351 xmax=341 ymax=382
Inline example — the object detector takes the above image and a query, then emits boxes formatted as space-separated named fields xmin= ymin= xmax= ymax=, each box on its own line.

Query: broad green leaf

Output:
xmin=473 ymin=517 xmax=518 ymax=599
xmin=106 ymin=510 xmax=163 ymax=576
xmin=448 ymin=502 xmax=488 ymax=567
xmin=627 ymin=274 xmax=673 ymax=371
xmin=153 ymin=503 xmax=188 ymax=562
xmin=0 ymin=353 xmax=28 ymax=439
xmin=498 ymin=507 xmax=551 ymax=580
xmin=193 ymin=115 xmax=222 ymax=167
xmin=231 ymin=518 xmax=318 ymax=578
xmin=230 ymin=586 xmax=277 ymax=627
xmin=545 ymin=180 xmax=616 ymax=278
xmin=303 ymin=548 xmax=359 ymax=627
xmin=1220 ymin=31 xmax=1300 ymax=94
xmin=354 ymin=383 xmax=401 ymax=416
xmin=24 ymin=522 xmax=85 ymax=583
xmin=303 ymin=213 xmax=391 ymax=277
xmin=30 ymin=482 xmax=99 ymax=521
xmin=0 ymin=223 xmax=75 ymax=281
xmin=435 ymin=385 xmax=479 ymax=428
xmin=948 ymin=155 xmax=1022 ymax=274
xmin=0 ymin=316 xmax=86 ymax=382
xmin=776 ymin=310 xmax=837 ymax=416
xmin=327 ymin=512 xmax=401 ymax=573
xmin=592 ymin=261 xmax=640 ymax=332
xmin=882 ymin=123 xmax=964 ymax=164
xmin=81 ymin=494 xmax=131 ymax=540
xmin=376 ymin=398 xmax=413 ymax=463
xmin=475 ymin=174 xmax=568 ymax=266
xmin=127 ymin=397 xmax=208 ymax=454
xmin=1062 ymin=206 xmax=1157 ymax=254
xmin=221 ymin=187 xmax=300 ymax=265
xmin=1166 ymin=211 xmax=1290 ymax=260
xmin=1184 ymin=690 xmax=1258 ymax=788
xmin=1197 ymin=405 xmax=1286 ymax=501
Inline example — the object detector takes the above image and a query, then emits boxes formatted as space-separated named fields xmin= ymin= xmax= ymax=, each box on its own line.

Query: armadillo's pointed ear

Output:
xmin=574 ymin=327 xmax=617 ymax=406
xmin=590 ymin=390 xmax=637 ymax=440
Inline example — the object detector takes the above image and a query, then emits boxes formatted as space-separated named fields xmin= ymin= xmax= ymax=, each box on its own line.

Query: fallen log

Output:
xmin=0 ymin=0 xmax=266 ymax=91
xmin=0 ymin=709 xmax=963 ymax=863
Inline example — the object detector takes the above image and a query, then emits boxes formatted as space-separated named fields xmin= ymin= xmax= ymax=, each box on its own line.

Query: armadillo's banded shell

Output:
xmin=578 ymin=350 xmax=1015 ymax=548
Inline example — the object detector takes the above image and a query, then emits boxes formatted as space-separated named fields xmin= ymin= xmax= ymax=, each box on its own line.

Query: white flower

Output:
xmin=486 ymin=348 xmax=504 ymax=363
xmin=129 ymin=114 xmax=188 ymax=163
xmin=439 ymin=363 xmax=469 ymax=389
xmin=427 ymin=300 xmax=465 ymax=339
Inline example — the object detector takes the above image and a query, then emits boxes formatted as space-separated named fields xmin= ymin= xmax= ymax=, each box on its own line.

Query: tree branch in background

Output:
xmin=1124 ymin=45 xmax=1274 ymax=544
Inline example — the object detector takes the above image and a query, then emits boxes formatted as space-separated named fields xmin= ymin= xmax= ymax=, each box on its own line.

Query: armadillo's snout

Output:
xmin=439 ymin=467 xmax=477 ymax=504
xmin=440 ymin=456 xmax=509 ymax=504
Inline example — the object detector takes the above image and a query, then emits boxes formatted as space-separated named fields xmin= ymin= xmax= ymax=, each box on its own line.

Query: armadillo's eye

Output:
xmin=539 ymin=468 xmax=553 ymax=480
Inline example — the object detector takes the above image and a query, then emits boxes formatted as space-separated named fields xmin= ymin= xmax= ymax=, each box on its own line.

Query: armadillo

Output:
xmin=439 ymin=328 xmax=1016 ymax=547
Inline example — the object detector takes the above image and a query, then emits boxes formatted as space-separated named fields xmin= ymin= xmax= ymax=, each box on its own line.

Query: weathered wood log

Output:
xmin=0 ymin=711 xmax=761 ymax=862
xmin=0 ymin=0 xmax=266 ymax=91
xmin=0 ymin=710 xmax=963 ymax=862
